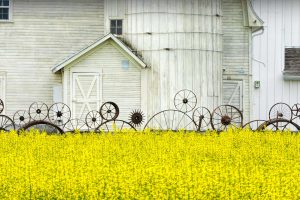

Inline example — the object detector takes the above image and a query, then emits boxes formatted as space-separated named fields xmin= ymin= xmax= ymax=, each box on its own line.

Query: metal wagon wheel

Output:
xmin=292 ymin=103 xmax=300 ymax=117
xmin=64 ymin=119 xmax=87 ymax=133
xmin=48 ymin=103 xmax=71 ymax=126
xmin=0 ymin=115 xmax=15 ymax=131
xmin=13 ymin=110 xmax=31 ymax=127
xmin=143 ymin=109 xmax=197 ymax=131
xmin=243 ymin=120 xmax=266 ymax=131
xmin=0 ymin=99 xmax=4 ymax=114
xmin=99 ymin=102 xmax=119 ymax=121
xmin=269 ymin=103 xmax=292 ymax=121
xmin=129 ymin=109 xmax=145 ymax=127
xmin=19 ymin=120 xmax=64 ymax=134
xmin=192 ymin=107 xmax=212 ymax=131
xmin=174 ymin=89 xmax=197 ymax=113
xmin=85 ymin=110 xmax=102 ymax=129
xmin=95 ymin=120 xmax=136 ymax=132
xmin=29 ymin=102 xmax=49 ymax=121
xmin=211 ymin=105 xmax=243 ymax=131
xmin=257 ymin=118 xmax=300 ymax=132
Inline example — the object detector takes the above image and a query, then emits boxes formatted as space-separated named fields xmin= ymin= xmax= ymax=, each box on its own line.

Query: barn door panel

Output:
xmin=223 ymin=80 xmax=243 ymax=111
xmin=72 ymin=73 xmax=100 ymax=120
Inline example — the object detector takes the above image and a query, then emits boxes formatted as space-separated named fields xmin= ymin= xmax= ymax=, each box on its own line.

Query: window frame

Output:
xmin=0 ymin=0 xmax=12 ymax=22
xmin=110 ymin=19 xmax=123 ymax=36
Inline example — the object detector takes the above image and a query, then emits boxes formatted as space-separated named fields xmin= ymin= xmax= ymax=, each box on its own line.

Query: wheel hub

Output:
xmin=19 ymin=116 xmax=25 ymax=121
xmin=183 ymin=98 xmax=188 ymax=104
xmin=57 ymin=111 xmax=63 ymax=117
xmin=92 ymin=117 xmax=96 ymax=122
xmin=221 ymin=115 xmax=231 ymax=126
xmin=107 ymin=110 xmax=112 ymax=113
xmin=36 ymin=109 xmax=41 ymax=114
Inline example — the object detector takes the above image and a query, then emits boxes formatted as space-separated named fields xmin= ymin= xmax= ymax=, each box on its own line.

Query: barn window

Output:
xmin=110 ymin=19 xmax=123 ymax=35
xmin=283 ymin=48 xmax=300 ymax=80
xmin=0 ymin=0 xmax=10 ymax=20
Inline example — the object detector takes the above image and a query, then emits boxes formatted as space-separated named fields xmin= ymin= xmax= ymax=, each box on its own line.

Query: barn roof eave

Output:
xmin=51 ymin=33 xmax=147 ymax=73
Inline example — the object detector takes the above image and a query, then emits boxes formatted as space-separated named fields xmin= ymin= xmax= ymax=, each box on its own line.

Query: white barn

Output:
xmin=0 ymin=0 xmax=264 ymax=123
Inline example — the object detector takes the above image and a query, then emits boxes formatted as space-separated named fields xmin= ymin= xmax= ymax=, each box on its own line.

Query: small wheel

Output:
xmin=174 ymin=89 xmax=197 ymax=113
xmin=257 ymin=118 xmax=300 ymax=132
xmin=211 ymin=105 xmax=243 ymax=131
xmin=13 ymin=110 xmax=31 ymax=127
xmin=192 ymin=107 xmax=212 ymax=131
xmin=0 ymin=115 xmax=15 ymax=131
xmin=96 ymin=120 xmax=136 ymax=132
xmin=64 ymin=119 xmax=87 ymax=132
xmin=243 ymin=120 xmax=266 ymax=131
xmin=269 ymin=103 xmax=292 ymax=120
xmin=129 ymin=109 xmax=145 ymax=127
xmin=29 ymin=102 xmax=49 ymax=121
xmin=85 ymin=110 xmax=102 ymax=129
xmin=0 ymin=99 xmax=4 ymax=114
xmin=292 ymin=103 xmax=300 ymax=117
xmin=19 ymin=120 xmax=64 ymax=134
xmin=99 ymin=102 xmax=119 ymax=120
xmin=48 ymin=103 xmax=71 ymax=126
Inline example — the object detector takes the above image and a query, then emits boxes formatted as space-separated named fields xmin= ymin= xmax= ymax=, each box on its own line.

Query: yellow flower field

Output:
xmin=0 ymin=129 xmax=300 ymax=199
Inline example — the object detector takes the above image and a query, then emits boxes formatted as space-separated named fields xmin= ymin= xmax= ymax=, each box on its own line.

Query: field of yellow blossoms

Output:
xmin=0 ymin=129 xmax=300 ymax=199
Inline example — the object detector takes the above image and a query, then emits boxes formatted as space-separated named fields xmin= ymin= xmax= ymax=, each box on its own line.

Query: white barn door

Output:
xmin=223 ymin=80 xmax=243 ymax=111
xmin=72 ymin=73 xmax=100 ymax=120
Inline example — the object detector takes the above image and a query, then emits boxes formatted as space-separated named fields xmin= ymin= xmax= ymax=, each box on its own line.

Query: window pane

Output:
xmin=110 ymin=28 xmax=116 ymax=34
xmin=117 ymin=20 xmax=122 ymax=27
xmin=0 ymin=0 xmax=9 ymax=6
xmin=0 ymin=8 xmax=9 ymax=20
xmin=110 ymin=20 xmax=116 ymax=28
xmin=117 ymin=28 xmax=122 ymax=35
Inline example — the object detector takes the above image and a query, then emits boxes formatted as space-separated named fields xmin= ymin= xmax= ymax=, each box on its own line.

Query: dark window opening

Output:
xmin=110 ymin=19 xmax=123 ymax=35
xmin=284 ymin=48 xmax=300 ymax=75
xmin=0 ymin=0 xmax=9 ymax=20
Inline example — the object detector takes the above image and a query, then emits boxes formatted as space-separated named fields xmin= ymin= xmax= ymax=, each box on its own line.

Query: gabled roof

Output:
xmin=51 ymin=33 xmax=147 ymax=73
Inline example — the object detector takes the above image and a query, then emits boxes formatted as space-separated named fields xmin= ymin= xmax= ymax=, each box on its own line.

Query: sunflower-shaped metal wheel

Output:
xmin=129 ymin=109 xmax=145 ymax=127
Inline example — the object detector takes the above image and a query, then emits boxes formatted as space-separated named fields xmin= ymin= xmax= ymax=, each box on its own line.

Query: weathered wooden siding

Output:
xmin=63 ymin=40 xmax=141 ymax=121
xmin=252 ymin=0 xmax=300 ymax=120
xmin=0 ymin=0 xmax=104 ymax=117
xmin=222 ymin=0 xmax=252 ymax=122
xmin=105 ymin=0 xmax=223 ymax=119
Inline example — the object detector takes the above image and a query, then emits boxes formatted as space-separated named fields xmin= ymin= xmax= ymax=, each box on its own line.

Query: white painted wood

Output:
xmin=53 ymin=85 xmax=63 ymax=103
xmin=0 ymin=73 xmax=6 ymax=114
xmin=223 ymin=80 xmax=243 ymax=110
xmin=252 ymin=0 xmax=300 ymax=120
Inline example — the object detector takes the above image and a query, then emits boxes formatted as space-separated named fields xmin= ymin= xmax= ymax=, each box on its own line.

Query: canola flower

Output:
xmin=0 ymin=129 xmax=300 ymax=199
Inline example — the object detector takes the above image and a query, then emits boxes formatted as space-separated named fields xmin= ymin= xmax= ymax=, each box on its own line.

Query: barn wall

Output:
xmin=0 ymin=0 xmax=104 ymax=117
xmin=222 ymin=0 xmax=252 ymax=122
xmin=64 ymin=40 xmax=142 ymax=121
xmin=105 ymin=0 xmax=223 ymax=119
xmin=252 ymin=0 xmax=300 ymax=120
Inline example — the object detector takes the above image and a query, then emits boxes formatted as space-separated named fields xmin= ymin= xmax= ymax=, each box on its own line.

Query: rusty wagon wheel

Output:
xmin=292 ymin=103 xmax=300 ymax=117
xmin=211 ymin=105 xmax=243 ymax=131
xmin=48 ymin=103 xmax=71 ymax=126
xmin=192 ymin=107 xmax=212 ymax=131
xmin=129 ymin=109 xmax=145 ymax=127
xmin=19 ymin=120 xmax=64 ymax=134
xmin=174 ymin=89 xmax=197 ymax=113
xmin=13 ymin=110 xmax=31 ymax=127
xmin=85 ymin=110 xmax=102 ymax=130
xmin=64 ymin=119 xmax=87 ymax=133
xmin=269 ymin=103 xmax=292 ymax=121
xmin=0 ymin=115 xmax=15 ymax=131
xmin=0 ymin=99 xmax=4 ymax=114
xmin=99 ymin=102 xmax=119 ymax=121
xmin=243 ymin=120 xmax=266 ymax=131
xmin=143 ymin=109 xmax=197 ymax=131
xmin=95 ymin=120 xmax=136 ymax=132
xmin=29 ymin=102 xmax=49 ymax=121
xmin=257 ymin=118 xmax=300 ymax=132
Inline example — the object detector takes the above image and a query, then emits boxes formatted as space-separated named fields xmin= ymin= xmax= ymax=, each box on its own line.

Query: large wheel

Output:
xmin=19 ymin=120 xmax=64 ymax=134
xmin=48 ymin=103 xmax=71 ymax=126
xmin=99 ymin=102 xmax=119 ymax=121
xmin=96 ymin=120 xmax=136 ymax=132
xmin=211 ymin=105 xmax=243 ymax=131
xmin=0 ymin=115 xmax=15 ymax=131
xmin=143 ymin=109 xmax=197 ymax=131
xmin=269 ymin=103 xmax=292 ymax=121
xmin=257 ymin=118 xmax=300 ymax=132
xmin=243 ymin=120 xmax=266 ymax=131
xmin=192 ymin=107 xmax=212 ymax=131
xmin=29 ymin=102 xmax=49 ymax=121
xmin=13 ymin=110 xmax=31 ymax=127
xmin=174 ymin=89 xmax=197 ymax=113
